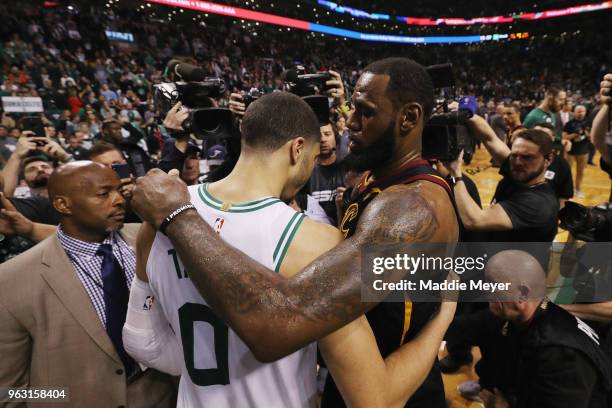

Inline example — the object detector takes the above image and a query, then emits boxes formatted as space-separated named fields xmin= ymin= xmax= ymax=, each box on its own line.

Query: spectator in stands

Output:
xmin=0 ymin=161 xmax=177 ymax=407
xmin=100 ymin=83 xmax=118 ymax=102
xmin=564 ymin=105 xmax=591 ymax=198
xmin=1 ymin=132 xmax=72 ymax=197
xmin=65 ymin=132 xmax=89 ymax=161
xmin=533 ymin=122 xmax=574 ymax=207
xmin=88 ymin=142 xmax=127 ymax=168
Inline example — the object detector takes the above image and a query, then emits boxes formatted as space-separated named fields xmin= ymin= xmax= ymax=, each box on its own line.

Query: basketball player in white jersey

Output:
xmin=123 ymin=93 xmax=455 ymax=407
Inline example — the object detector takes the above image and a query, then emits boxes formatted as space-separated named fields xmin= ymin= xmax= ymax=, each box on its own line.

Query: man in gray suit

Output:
xmin=0 ymin=162 xmax=176 ymax=408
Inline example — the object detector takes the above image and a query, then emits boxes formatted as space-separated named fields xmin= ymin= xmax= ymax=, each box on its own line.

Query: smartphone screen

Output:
xmin=21 ymin=116 xmax=46 ymax=137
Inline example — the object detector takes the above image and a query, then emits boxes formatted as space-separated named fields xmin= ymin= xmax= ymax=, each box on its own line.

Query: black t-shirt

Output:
xmin=307 ymin=159 xmax=347 ymax=224
xmin=486 ymin=158 xmax=559 ymax=242
xmin=66 ymin=146 xmax=90 ymax=161
xmin=545 ymin=154 xmax=574 ymax=199
xmin=9 ymin=195 xmax=60 ymax=225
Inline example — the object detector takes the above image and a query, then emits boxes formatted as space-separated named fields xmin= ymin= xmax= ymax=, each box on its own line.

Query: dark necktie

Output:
xmin=97 ymin=243 xmax=135 ymax=375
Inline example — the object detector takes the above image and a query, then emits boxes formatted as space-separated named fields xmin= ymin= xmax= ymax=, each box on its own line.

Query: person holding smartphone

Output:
xmin=1 ymin=129 xmax=72 ymax=198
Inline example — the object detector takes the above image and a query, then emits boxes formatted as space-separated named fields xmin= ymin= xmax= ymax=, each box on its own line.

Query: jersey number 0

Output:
xmin=178 ymin=302 xmax=230 ymax=386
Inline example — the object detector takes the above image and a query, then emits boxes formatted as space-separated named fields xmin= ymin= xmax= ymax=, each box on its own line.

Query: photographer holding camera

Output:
xmin=591 ymin=73 xmax=612 ymax=201
xmin=443 ymin=115 xmax=558 ymax=242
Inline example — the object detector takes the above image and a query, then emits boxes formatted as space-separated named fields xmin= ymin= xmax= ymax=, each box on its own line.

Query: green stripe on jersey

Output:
xmin=198 ymin=184 xmax=281 ymax=212
xmin=273 ymin=213 xmax=305 ymax=273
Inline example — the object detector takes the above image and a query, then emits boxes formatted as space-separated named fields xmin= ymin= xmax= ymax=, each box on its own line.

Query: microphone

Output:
xmin=167 ymin=59 xmax=207 ymax=82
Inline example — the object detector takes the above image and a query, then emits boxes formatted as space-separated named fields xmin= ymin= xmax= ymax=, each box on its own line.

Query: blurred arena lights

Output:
xmin=144 ymin=0 xmax=530 ymax=44
xmin=316 ymin=0 xmax=612 ymax=26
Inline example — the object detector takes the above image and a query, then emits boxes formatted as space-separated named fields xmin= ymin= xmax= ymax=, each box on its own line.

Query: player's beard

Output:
xmin=345 ymin=121 xmax=395 ymax=173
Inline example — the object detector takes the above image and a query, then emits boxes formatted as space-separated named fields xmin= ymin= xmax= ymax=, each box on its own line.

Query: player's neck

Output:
xmin=539 ymin=102 xmax=551 ymax=113
xmin=212 ymin=153 xmax=284 ymax=201
xmin=372 ymin=144 xmax=421 ymax=180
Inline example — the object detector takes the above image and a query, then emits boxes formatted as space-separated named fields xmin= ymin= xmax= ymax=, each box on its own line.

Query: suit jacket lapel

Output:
xmin=39 ymin=235 xmax=122 ymax=365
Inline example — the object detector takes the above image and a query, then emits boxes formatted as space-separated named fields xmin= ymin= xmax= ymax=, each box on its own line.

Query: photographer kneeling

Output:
xmin=444 ymin=115 xmax=558 ymax=243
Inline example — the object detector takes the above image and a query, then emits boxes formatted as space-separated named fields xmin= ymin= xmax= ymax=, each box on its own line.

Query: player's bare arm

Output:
xmin=132 ymin=169 xmax=458 ymax=361
xmin=279 ymin=217 xmax=455 ymax=408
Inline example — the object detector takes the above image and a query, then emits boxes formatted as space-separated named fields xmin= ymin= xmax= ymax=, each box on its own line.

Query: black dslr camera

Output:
xmin=154 ymin=60 xmax=233 ymax=139
xmin=242 ymin=88 xmax=263 ymax=109
xmin=283 ymin=65 xmax=333 ymax=97
xmin=559 ymin=201 xmax=612 ymax=242
xmin=283 ymin=65 xmax=332 ymax=125
xmin=422 ymin=64 xmax=476 ymax=165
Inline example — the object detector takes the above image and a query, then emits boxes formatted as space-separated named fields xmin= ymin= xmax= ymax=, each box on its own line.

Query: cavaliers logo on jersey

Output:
xmin=340 ymin=203 xmax=359 ymax=238
xmin=214 ymin=217 xmax=225 ymax=234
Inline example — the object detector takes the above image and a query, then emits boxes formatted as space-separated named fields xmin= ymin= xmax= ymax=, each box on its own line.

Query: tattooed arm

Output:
xmin=133 ymin=170 xmax=457 ymax=361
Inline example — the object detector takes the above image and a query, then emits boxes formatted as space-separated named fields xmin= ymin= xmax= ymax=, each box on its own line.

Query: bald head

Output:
xmin=486 ymin=250 xmax=546 ymax=301
xmin=49 ymin=161 xmax=126 ymax=240
xmin=48 ymin=161 xmax=117 ymax=200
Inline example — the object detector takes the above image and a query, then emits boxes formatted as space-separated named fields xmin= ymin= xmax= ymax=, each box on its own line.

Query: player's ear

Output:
xmin=289 ymin=136 xmax=306 ymax=165
xmin=398 ymin=103 xmax=422 ymax=135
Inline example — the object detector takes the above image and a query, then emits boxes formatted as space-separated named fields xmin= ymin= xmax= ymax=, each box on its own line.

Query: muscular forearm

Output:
xmin=165 ymin=210 xmax=369 ymax=362
xmin=561 ymin=302 xmax=612 ymax=323
xmin=591 ymin=104 xmax=610 ymax=162
xmin=385 ymin=309 xmax=452 ymax=408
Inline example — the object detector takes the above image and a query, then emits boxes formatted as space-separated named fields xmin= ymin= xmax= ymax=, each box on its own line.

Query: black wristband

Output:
xmin=159 ymin=203 xmax=196 ymax=235
xmin=451 ymin=176 xmax=464 ymax=186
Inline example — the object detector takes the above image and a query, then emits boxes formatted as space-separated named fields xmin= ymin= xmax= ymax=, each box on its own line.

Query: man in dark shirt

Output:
xmin=451 ymin=250 xmax=612 ymax=408
xmin=65 ymin=132 xmax=90 ymax=161
xmin=307 ymin=123 xmax=347 ymax=225
xmin=446 ymin=117 xmax=559 ymax=243
xmin=98 ymin=120 xmax=152 ymax=177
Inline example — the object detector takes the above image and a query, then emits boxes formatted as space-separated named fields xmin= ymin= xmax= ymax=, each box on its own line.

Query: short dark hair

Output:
xmin=240 ymin=92 xmax=320 ymax=150
xmin=507 ymin=102 xmax=521 ymax=114
xmin=545 ymin=86 xmax=561 ymax=97
xmin=514 ymin=129 xmax=553 ymax=157
xmin=363 ymin=57 xmax=434 ymax=121
xmin=88 ymin=142 xmax=122 ymax=158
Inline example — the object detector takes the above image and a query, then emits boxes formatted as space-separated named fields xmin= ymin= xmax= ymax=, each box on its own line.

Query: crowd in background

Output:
xmin=0 ymin=2 xmax=612 ymax=408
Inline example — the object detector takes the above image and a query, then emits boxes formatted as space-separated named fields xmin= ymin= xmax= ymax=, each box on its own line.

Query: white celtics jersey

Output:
xmin=147 ymin=183 xmax=317 ymax=408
